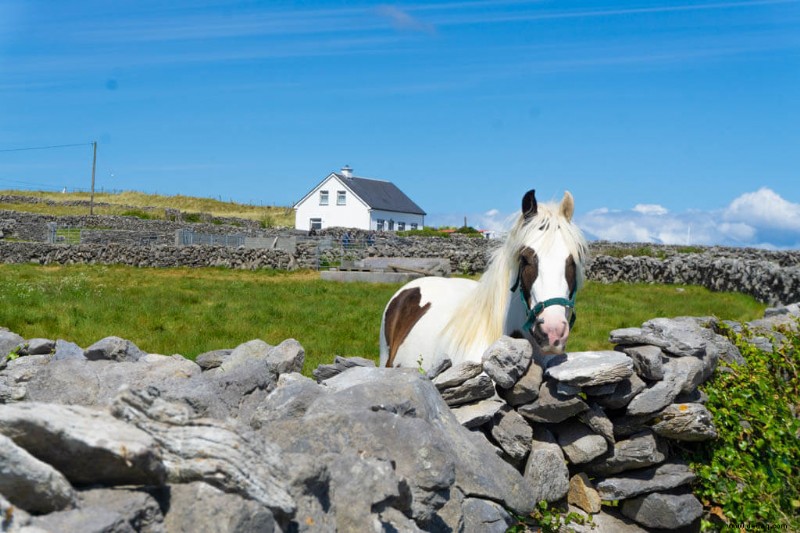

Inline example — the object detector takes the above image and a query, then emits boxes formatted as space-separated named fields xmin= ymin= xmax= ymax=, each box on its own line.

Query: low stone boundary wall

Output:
xmin=1 ymin=305 xmax=797 ymax=531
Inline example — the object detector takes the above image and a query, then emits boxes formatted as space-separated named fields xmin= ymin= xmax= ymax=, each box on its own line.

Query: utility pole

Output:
xmin=90 ymin=141 xmax=97 ymax=215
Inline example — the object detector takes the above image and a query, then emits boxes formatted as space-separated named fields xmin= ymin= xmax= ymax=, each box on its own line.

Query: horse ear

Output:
xmin=522 ymin=190 xmax=537 ymax=220
xmin=560 ymin=191 xmax=574 ymax=221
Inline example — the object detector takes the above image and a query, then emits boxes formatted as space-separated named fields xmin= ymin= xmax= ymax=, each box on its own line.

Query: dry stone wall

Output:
xmin=1 ymin=304 xmax=797 ymax=531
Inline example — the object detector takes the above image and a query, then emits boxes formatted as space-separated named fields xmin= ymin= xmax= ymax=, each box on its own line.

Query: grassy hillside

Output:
xmin=0 ymin=189 xmax=295 ymax=226
xmin=0 ymin=264 xmax=765 ymax=375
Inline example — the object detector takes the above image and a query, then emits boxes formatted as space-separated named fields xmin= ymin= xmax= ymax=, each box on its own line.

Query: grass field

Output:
xmin=0 ymin=264 xmax=766 ymax=375
xmin=0 ymin=189 xmax=295 ymax=227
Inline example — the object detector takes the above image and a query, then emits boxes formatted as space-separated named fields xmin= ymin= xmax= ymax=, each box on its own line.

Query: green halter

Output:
xmin=509 ymin=268 xmax=577 ymax=333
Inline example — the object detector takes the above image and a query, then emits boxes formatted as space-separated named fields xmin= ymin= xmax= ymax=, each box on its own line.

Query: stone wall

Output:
xmin=1 ymin=304 xmax=797 ymax=531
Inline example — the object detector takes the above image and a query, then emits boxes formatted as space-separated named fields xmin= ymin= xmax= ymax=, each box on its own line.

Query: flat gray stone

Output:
xmin=451 ymin=398 xmax=504 ymax=429
xmin=0 ymin=401 xmax=166 ymax=486
xmin=461 ymin=498 xmax=513 ymax=533
xmin=433 ymin=361 xmax=483 ymax=389
xmin=651 ymin=403 xmax=717 ymax=441
xmin=439 ymin=373 xmax=495 ymax=407
xmin=497 ymin=359 xmax=542 ymax=406
xmin=481 ymin=336 xmax=532 ymax=389
xmin=0 ymin=330 xmax=24 ymax=358
xmin=584 ymin=430 xmax=667 ymax=476
xmin=594 ymin=374 xmax=646 ymax=410
xmin=566 ymin=506 xmax=649 ymax=533
xmin=84 ymin=336 xmax=146 ymax=362
xmin=517 ymin=380 xmax=588 ymax=423
xmin=24 ymin=338 xmax=55 ymax=356
xmin=31 ymin=487 xmax=164 ymax=533
xmin=312 ymin=355 xmax=376 ymax=382
xmin=621 ymin=492 xmax=703 ymax=530
xmin=578 ymin=403 xmax=615 ymax=444
xmin=194 ymin=348 xmax=231 ymax=370
xmin=52 ymin=339 xmax=86 ymax=361
xmin=545 ymin=351 xmax=634 ymax=387
xmin=0 ymin=433 xmax=77 ymax=514
xmin=163 ymin=482 xmax=276 ymax=533
xmin=523 ymin=427 xmax=569 ymax=503
xmin=489 ymin=407 xmax=532 ymax=463
xmin=622 ymin=345 xmax=665 ymax=381
xmin=596 ymin=460 xmax=697 ymax=500
xmin=555 ymin=421 xmax=608 ymax=465
xmin=626 ymin=356 xmax=705 ymax=415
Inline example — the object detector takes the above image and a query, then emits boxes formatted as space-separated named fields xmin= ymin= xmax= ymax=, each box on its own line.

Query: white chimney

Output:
xmin=341 ymin=165 xmax=353 ymax=178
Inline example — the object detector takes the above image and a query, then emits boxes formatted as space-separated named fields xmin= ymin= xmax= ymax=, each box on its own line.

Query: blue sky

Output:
xmin=1 ymin=0 xmax=798 ymax=248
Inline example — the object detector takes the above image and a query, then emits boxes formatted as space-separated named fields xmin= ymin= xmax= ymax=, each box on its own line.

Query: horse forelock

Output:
xmin=443 ymin=200 xmax=588 ymax=358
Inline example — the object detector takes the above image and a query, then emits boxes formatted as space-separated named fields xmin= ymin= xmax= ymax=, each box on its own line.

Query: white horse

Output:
xmin=379 ymin=189 xmax=588 ymax=371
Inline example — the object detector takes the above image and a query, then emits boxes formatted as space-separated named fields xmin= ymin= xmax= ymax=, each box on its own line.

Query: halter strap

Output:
xmin=510 ymin=267 xmax=577 ymax=332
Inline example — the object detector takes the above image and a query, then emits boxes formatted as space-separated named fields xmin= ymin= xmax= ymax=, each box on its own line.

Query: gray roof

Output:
xmin=336 ymin=174 xmax=426 ymax=216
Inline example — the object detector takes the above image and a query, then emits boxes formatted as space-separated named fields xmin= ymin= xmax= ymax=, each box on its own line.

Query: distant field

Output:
xmin=0 ymin=264 xmax=766 ymax=375
xmin=0 ymin=189 xmax=295 ymax=227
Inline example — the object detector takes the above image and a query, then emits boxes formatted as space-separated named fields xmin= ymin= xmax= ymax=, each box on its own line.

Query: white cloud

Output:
xmin=577 ymin=188 xmax=800 ymax=249
xmin=723 ymin=187 xmax=800 ymax=232
xmin=633 ymin=203 xmax=668 ymax=216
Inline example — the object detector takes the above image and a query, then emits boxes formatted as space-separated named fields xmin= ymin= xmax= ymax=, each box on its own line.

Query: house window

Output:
xmin=337 ymin=191 xmax=346 ymax=205
xmin=388 ymin=220 xmax=395 ymax=231
xmin=410 ymin=223 xmax=418 ymax=230
xmin=319 ymin=190 xmax=329 ymax=205
xmin=310 ymin=218 xmax=322 ymax=231
xmin=398 ymin=222 xmax=406 ymax=231
xmin=376 ymin=219 xmax=385 ymax=231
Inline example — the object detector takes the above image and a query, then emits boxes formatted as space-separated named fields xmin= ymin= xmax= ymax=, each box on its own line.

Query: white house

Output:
xmin=294 ymin=166 xmax=426 ymax=232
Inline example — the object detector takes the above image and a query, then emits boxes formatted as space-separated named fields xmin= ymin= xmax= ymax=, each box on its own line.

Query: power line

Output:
xmin=0 ymin=142 xmax=91 ymax=154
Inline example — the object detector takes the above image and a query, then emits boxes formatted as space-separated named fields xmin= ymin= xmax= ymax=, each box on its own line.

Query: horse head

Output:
xmin=509 ymin=189 xmax=586 ymax=354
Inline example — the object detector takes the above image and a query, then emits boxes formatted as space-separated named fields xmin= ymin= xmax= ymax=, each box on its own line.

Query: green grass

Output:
xmin=0 ymin=264 xmax=765 ymax=375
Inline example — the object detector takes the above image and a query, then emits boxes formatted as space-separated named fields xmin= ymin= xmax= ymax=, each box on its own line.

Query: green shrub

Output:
xmin=681 ymin=322 xmax=800 ymax=530
xmin=396 ymin=228 xmax=450 ymax=238
xmin=676 ymin=246 xmax=705 ymax=254
xmin=120 ymin=209 xmax=154 ymax=220
xmin=182 ymin=212 xmax=202 ymax=223
xmin=602 ymin=246 xmax=667 ymax=259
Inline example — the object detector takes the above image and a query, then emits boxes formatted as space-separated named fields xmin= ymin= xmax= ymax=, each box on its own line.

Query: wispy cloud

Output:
xmin=375 ymin=5 xmax=436 ymax=34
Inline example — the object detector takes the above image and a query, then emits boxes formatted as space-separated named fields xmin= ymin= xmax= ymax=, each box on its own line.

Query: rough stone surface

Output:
xmin=84 ymin=336 xmax=146 ymax=362
xmin=0 ymin=433 xmax=76 ymax=514
xmin=652 ymin=402 xmax=718 ymax=441
xmin=593 ymin=374 xmax=647 ymax=410
xmin=450 ymin=398 xmax=504 ymax=428
xmin=163 ymin=482 xmax=276 ymax=533
xmin=518 ymin=380 xmax=589 ymax=423
xmin=461 ymin=498 xmax=513 ymax=533
xmin=30 ymin=487 xmax=164 ymax=533
xmin=622 ymin=344 xmax=665 ymax=381
xmin=584 ymin=430 xmax=667 ymax=476
xmin=51 ymin=339 xmax=85 ymax=361
xmin=0 ymin=401 xmax=166 ymax=486
xmin=497 ymin=358 xmax=543 ymax=406
xmin=23 ymin=338 xmax=55 ymax=356
xmin=481 ymin=335 xmax=532 ymax=389
xmin=489 ymin=406 xmax=533 ymax=464
xmin=621 ymin=491 xmax=704 ymax=530
xmin=433 ymin=361 xmax=483 ymax=389
xmin=625 ymin=355 xmax=706 ymax=416
xmin=523 ymin=427 xmax=569 ymax=503
xmin=578 ymin=403 xmax=615 ymax=444
xmin=0 ymin=330 xmax=23 ymax=358
xmin=568 ymin=473 xmax=602 ymax=514
xmin=311 ymin=355 xmax=376 ymax=382
xmin=555 ymin=421 xmax=609 ymax=464
xmin=545 ymin=350 xmax=634 ymax=387
xmin=596 ymin=460 xmax=697 ymax=500
xmin=438 ymin=372 xmax=496 ymax=406
xmin=194 ymin=349 xmax=231 ymax=370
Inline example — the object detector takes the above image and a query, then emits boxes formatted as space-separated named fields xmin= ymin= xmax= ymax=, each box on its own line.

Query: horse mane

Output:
xmin=442 ymin=200 xmax=589 ymax=358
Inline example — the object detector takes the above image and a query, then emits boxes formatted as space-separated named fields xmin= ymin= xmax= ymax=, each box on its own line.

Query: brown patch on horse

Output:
xmin=565 ymin=255 xmax=577 ymax=296
xmin=383 ymin=287 xmax=431 ymax=367
xmin=518 ymin=246 xmax=538 ymax=306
